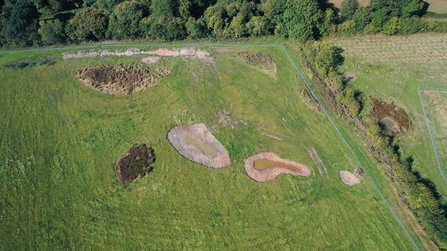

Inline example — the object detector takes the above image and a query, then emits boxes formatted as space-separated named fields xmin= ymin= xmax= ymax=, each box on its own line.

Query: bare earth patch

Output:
xmin=339 ymin=170 xmax=361 ymax=186
xmin=63 ymin=48 xmax=213 ymax=62
xmin=167 ymin=123 xmax=230 ymax=168
xmin=140 ymin=56 xmax=160 ymax=64
xmin=115 ymin=144 xmax=155 ymax=182
xmin=76 ymin=64 xmax=172 ymax=94
xmin=244 ymin=152 xmax=311 ymax=182
xmin=344 ymin=71 xmax=357 ymax=82
xmin=370 ymin=99 xmax=411 ymax=134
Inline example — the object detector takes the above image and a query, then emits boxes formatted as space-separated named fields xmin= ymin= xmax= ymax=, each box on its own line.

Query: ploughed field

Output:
xmin=0 ymin=45 xmax=420 ymax=250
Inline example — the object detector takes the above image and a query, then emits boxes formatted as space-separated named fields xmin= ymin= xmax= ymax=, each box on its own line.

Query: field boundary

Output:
xmin=2 ymin=42 xmax=420 ymax=250
xmin=418 ymin=85 xmax=447 ymax=183
xmin=282 ymin=45 xmax=420 ymax=251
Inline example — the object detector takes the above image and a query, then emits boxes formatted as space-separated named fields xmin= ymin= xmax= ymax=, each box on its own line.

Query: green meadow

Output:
xmin=0 ymin=44 xmax=421 ymax=250
xmin=420 ymin=89 xmax=447 ymax=178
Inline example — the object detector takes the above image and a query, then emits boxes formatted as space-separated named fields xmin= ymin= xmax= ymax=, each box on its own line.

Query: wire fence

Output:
xmin=418 ymin=86 xmax=447 ymax=183
xmin=281 ymin=45 xmax=420 ymax=251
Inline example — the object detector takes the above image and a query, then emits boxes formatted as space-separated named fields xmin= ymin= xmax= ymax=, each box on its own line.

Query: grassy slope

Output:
xmin=421 ymin=90 xmax=447 ymax=177
xmin=0 ymin=46 xmax=418 ymax=250
xmin=331 ymin=34 xmax=447 ymax=195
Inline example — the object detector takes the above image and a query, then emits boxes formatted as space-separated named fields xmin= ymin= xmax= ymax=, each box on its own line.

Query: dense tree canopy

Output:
xmin=0 ymin=0 xmax=444 ymax=47
xmin=278 ymin=0 xmax=322 ymax=42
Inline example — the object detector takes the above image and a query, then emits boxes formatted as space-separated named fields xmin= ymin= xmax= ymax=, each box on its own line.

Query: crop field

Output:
xmin=0 ymin=44 xmax=424 ymax=250
xmin=419 ymin=88 xmax=447 ymax=179
xmin=331 ymin=33 xmax=447 ymax=196
xmin=331 ymin=33 xmax=447 ymax=63
xmin=424 ymin=0 xmax=447 ymax=14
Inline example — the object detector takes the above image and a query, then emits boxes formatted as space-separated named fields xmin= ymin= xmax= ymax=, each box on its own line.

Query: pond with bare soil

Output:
xmin=244 ymin=152 xmax=311 ymax=182
xmin=380 ymin=117 xmax=398 ymax=132
xmin=254 ymin=158 xmax=301 ymax=171
xmin=181 ymin=133 xmax=218 ymax=158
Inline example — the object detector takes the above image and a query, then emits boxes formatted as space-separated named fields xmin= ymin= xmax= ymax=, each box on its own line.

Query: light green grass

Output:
xmin=420 ymin=89 xmax=447 ymax=174
xmin=0 ymin=45 xmax=419 ymax=250
xmin=331 ymin=33 xmax=447 ymax=196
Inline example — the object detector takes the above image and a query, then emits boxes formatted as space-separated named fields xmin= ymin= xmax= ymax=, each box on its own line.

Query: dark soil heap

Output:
xmin=370 ymin=99 xmax=411 ymax=134
xmin=76 ymin=64 xmax=172 ymax=94
xmin=115 ymin=144 xmax=155 ymax=182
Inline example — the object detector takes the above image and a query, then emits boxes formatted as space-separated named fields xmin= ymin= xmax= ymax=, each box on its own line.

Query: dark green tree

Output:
xmin=108 ymin=1 xmax=147 ymax=39
xmin=204 ymin=4 xmax=228 ymax=37
xmin=66 ymin=7 xmax=107 ymax=41
xmin=340 ymin=0 xmax=358 ymax=21
xmin=6 ymin=0 xmax=39 ymax=45
xmin=38 ymin=19 xmax=66 ymax=45
xmin=92 ymin=0 xmax=125 ymax=15
xmin=151 ymin=0 xmax=177 ymax=17
xmin=352 ymin=6 xmax=372 ymax=31
xmin=278 ymin=0 xmax=322 ymax=42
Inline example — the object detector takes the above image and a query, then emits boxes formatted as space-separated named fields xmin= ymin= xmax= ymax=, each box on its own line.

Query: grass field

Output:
xmin=330 ymin=33 xmax=447 ymax=197
xmin=420 ymin=89 xmax=447 ymax=177
xmin=0 ymin=44 xmax=424 ymax=250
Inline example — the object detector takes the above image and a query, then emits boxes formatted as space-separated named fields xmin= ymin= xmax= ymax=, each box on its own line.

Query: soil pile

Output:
xmin=167 ymin=123 xmax=230 ymax=168
xmin=115 ymin=144 xmax=155 ymax=182
xmin=76 ymin=64 xmax=172 ymax=94
xmin=370 ymin=99 xmax=411 ymax=134
xmin=244 ymin=152 xmax=311 ymax=182
xmin=237 ymin=51 xmax=277 ymax=78
xmin=339 ymin=170 xmax=361 ymax=187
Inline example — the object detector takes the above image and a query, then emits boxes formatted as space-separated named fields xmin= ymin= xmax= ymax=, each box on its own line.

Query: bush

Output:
xmin=150 ymin=17 xmax=185 ymax=41
xmin=66 ymin=8 xmax=108 ymax=42
xmin=399 ymin=16 xmax=425 ymax=34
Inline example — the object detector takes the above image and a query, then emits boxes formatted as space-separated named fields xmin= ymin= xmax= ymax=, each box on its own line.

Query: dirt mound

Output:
xmin=76 ymin=64 xmax=172 ymax=94
xmin=339 ymin=170 xmax=361 ymax=186
xmin=237 ymin=51 xmax=277 ymax=78
xmin=167 ymin=123 xmax=230 ymax=168
xmin=244 ymin=152 xmax=311 ymax=182
xmin=344 ymin=71 xmax=357 ymax=82
xmin=115 ymin=144 xmax=155 ymax=182
xmin=370 ymin=99 xmax=411 ymax=134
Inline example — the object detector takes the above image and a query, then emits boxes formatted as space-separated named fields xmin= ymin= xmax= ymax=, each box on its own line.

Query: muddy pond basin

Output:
xmin=254 ymin=158 xmax=300 ymax=171
xmin=380 ymin=117 xmax=398 ymax=131
xmin=181 ymin=133 xmax=218 ymax=158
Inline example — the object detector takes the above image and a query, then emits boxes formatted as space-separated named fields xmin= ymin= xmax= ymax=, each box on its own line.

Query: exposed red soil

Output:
xmin=244 ymin=152 xmax=311 ymax=182
xmin=115 ymin=144 xmax=155 ymax=182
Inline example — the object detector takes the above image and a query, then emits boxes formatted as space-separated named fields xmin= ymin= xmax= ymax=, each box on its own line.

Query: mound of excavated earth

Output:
xmin=115 ymin=144 xmax=155 ymax=182
xmin=244 ymin=152 xmax=311 ymax=182
xmin=339 ymin=170 xmax=361 ymax=187
xmin=167 ymin=123 xmax=230 ymax=168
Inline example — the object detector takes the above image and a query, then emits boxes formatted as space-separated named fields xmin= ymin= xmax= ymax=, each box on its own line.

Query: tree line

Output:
xmin=0 ymin=0 xmax=446 ymax=47
xmin=300 ymin=39 xmax=447 ymax=249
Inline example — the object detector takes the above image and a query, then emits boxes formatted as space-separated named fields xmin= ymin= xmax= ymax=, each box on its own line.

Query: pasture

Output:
xmin=0 ymin=44 xmax=423 ymax=250
xmin=331 ymin=33 xmax=447 ymax=196
xmin=420 ymin=88 xmax=447 ymax=179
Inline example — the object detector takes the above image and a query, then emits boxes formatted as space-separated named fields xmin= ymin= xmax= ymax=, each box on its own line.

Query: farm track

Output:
xmin=0 ymin=41 xmax=421 ymax=250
